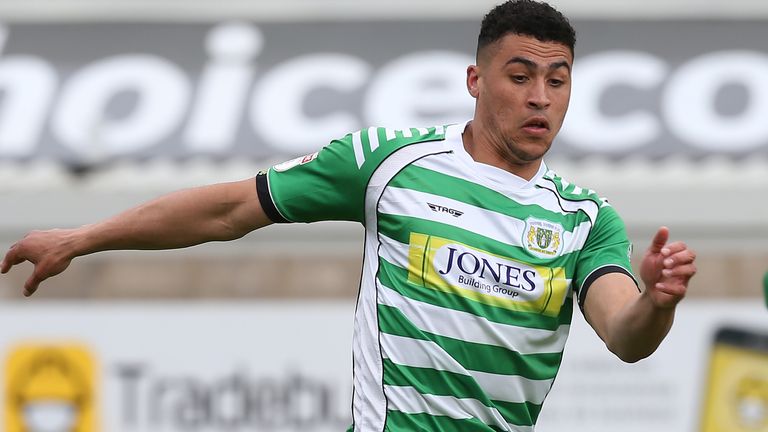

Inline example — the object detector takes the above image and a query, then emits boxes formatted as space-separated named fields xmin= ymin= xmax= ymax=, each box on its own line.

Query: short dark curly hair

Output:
xmin=477 ymin=0 xmax=576 ymax=60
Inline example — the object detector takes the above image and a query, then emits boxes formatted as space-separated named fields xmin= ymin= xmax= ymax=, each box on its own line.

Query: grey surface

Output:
xmin=0 ymin=20 xmax=767 ymax=164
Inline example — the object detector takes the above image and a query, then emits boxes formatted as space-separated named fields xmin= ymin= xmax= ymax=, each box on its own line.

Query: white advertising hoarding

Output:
xmin=0 ymin=300 xmax=766 ymax=431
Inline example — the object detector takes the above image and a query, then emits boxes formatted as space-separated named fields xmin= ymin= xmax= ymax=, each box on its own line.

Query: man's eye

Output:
xmin=549 ymin=79 xmax=564 ymax=87
xmin=512 ymin=75 xmax=528 ymax=83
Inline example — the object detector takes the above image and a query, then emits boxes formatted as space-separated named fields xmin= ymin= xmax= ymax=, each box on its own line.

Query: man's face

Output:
xmin=467 ymin=34 xmax=573 ymax=163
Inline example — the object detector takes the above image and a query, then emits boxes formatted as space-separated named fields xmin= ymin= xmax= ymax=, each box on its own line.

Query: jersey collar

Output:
xmin=445 ymin=121 xmax=547 ymax=192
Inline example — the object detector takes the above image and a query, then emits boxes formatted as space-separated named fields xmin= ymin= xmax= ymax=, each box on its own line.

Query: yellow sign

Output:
xmin=5 ymin=344 xmax=97 ymax=432
xmin=702 ymin=343 xmax=768 ymax=431
xmin=407 ymin=232 xmax=567 ymax=316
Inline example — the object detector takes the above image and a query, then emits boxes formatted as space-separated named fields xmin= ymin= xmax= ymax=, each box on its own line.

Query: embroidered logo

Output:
xmin=523 ymin=218 xmax=564 ymax=259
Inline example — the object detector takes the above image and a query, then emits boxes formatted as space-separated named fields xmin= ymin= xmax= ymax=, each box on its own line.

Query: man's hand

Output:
xmin=1 ymin=229 xmax=78 ymax=297
xmin=639 ymin=226 xmax=697 ymax=308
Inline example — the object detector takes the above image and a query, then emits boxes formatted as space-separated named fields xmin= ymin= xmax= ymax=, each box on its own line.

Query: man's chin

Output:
xmin=509 ymin=142 xmax=551 ymax=163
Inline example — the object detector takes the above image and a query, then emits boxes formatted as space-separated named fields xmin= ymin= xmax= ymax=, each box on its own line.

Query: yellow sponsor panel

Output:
xmin=5 ymin=344 xmax=98 ymax=432
xmin=701 ymin=343 xmax=768 ymax=431
xmin=407 ymin=232 xmax=568 ymax=316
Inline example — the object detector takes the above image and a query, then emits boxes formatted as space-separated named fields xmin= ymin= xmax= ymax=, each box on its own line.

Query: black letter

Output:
xmin=438 ymin=247 xmax=458 ymax=275
xmin=478 ymin=258 xmax=501 ymax=282
xmin=456 ymin=252 xmax=480 ymax=274
xmin=116 ymin=363 xmax=145 ymax=426
xmin=522 ymin=270 xmax=538 ymax=292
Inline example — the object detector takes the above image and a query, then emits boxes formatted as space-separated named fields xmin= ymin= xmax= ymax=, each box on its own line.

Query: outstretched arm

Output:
xmin=1 ymin=178 xmax=272 ymax=296
xmin=583 ymin=226 xmax=697 ymax=362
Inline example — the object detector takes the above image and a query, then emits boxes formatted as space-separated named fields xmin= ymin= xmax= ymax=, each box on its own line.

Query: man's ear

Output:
xmin=467 ymin=65 xmax=480 ymax=98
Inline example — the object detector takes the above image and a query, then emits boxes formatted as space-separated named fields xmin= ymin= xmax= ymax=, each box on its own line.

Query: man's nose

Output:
xmin=527 ymin=80 xmax=551 ymax=110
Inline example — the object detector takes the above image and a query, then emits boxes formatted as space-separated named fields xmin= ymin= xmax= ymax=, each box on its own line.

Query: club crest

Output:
xmin=524 ymin=218 xmax=564 ymax=259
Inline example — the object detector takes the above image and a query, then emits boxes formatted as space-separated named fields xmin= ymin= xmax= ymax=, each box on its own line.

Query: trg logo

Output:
xmin=427 ymin=202 xmax=463 ymax=218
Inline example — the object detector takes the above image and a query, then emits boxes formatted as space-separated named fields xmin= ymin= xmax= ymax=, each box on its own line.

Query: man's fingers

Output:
xmin=649 ymin=226 xmax=670 ymax=254
xmin=663 ymin=247 xmax=696 ymax=267
xmin=23 ymin=278 xmax=38 ymax=297
xmin=661 ymin=263 xmax=697 ymax=279
xmin=1 ymin=245 xmax=18 ymax=273
xmin=660 ymin=241 xmax=688 ymax=256
xmin=654 ymin=282 xmax=687 ymax=301
xmin=23 ymin=270 xmax=44 ymax=297
xmin=0 ymin=252 xmax=7 ymax=273
xmin=1 ymin=249 xmax=28 ymax=274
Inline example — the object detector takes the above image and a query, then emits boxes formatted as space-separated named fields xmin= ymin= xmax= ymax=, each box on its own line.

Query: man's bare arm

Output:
xmin=1 ymin=178 xmax=272 ymax=296
xmin=583 ymin=227 xmax=697 ymax=362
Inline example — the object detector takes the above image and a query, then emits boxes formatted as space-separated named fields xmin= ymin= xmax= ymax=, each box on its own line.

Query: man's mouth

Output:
xmin=522 ymin=117 xmax=550 ymax=134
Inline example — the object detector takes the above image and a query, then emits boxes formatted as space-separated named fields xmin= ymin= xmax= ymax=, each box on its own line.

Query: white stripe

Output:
xmin=386 ymin=385 xmax=531 ymax=432
xmin=472 ymin=369 xmax=552 ymax=406
xmin=411 ymin=156 xmax=576 ymax=218
xmin=415 ymin=127 xmax=430 ymax=136
xmin=379 ymin=186 xmax=526 ymax=248
xmin=378 ymin=233 xmax=409 ymax=268
xmin=562 ymin=220 xmax=592 ymax=255
xmin=401 ymin=128 xmax=413 ymax=138
xmin=382 ymin=332 xmax=467 ymax=375
xmin=352 ymin=130 xmax=365 ymax=168
xmin=368 ymin=127 xmax=380 ymax=152
xmin=381 ymin=333 xmax=553 ymax=405
xmin=385 ymin=128 xmax=397 ymax=141
xmin=380 ymin=185 xmax=594 ymax=257
xmin=378 ymin=283 xmax=570 ymax=355
xmin=353 ymin=139 xmax=449 ymax=432
xmin=413 ymin=155 xmax=603 ymax=221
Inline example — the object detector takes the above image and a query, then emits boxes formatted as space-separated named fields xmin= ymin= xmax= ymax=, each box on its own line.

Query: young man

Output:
xmin=2 ymin=1 xmax=696 ymax=430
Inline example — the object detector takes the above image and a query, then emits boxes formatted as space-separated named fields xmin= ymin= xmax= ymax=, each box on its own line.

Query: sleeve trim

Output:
xmin=578 ymin=264 xmax=639 ymax=311
xmin=256 ymin=171 xmax=290 ymax=224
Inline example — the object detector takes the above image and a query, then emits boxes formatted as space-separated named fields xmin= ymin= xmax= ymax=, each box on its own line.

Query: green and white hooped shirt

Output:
xmin=256 ymin=122 xmax=636 ymax=432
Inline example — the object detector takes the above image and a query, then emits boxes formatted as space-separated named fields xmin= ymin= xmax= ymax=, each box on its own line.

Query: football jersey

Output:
xmin=256 ymin=122 xmax=636 ymax=432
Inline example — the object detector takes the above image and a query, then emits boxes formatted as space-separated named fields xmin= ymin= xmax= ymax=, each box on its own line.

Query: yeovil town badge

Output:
xmin=523 ymin=218 xmax=564 ymax=259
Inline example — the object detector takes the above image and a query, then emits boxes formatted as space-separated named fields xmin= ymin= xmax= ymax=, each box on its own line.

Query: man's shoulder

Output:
xmin=330 ymin=125 xmax=449 ymax=172
xmin=537 ymin=168 xmax=615 ymax=224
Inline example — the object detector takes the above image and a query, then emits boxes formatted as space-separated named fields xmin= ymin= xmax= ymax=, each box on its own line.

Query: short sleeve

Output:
xmin=573 ymin=204 xmax=638 ymax=310
xmin=256 ymin=133 xmax=367 ymax=224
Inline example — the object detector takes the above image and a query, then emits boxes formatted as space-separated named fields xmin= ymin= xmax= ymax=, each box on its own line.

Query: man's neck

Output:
xmin=461 ymin=121 xmax=543 ymax=181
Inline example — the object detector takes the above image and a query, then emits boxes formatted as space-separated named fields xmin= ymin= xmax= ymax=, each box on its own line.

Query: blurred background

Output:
xmin=0 ymin=0 xmax=766 ymax=431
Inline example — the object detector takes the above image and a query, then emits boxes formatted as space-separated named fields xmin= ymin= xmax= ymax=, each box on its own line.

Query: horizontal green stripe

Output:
xmin=383 ymin=359 xmax=539 ymax=427
xmin=378 ymin=305 xmax=563 ymax=380
xmin=377 ymin=213 xmax=579 ymax=269
xmin=386 ymin=410 xmax=504 ymax=432
xmin=390 ymin=165 xmax=589 ymax=231
xmin=378 ymin=258 xmax=573 ymax=330
xmin=384 ymin=358 xmax=491 ymax=404
xmin=495 ymin=399 xmax=542 ymax=427
xmin=379 ymin=303 xmax=431 ymax=342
